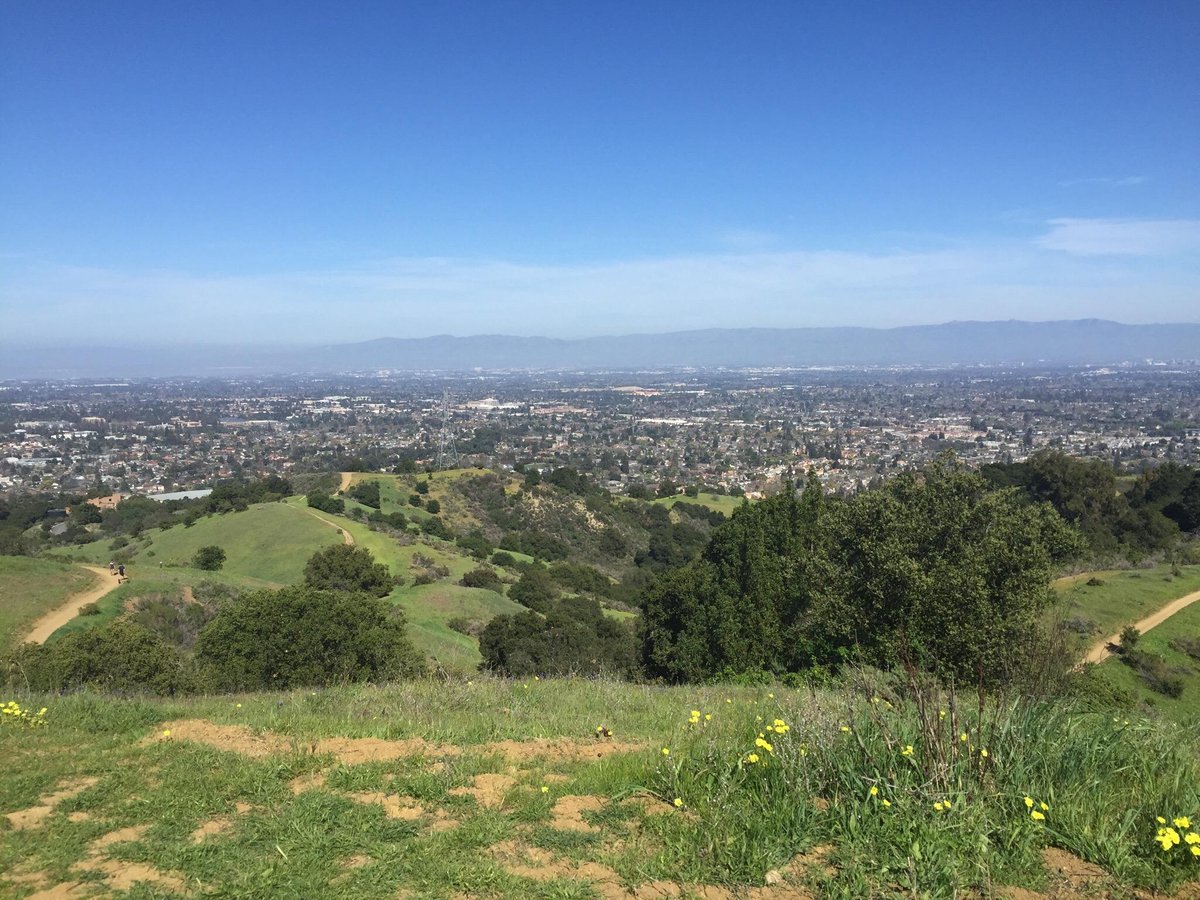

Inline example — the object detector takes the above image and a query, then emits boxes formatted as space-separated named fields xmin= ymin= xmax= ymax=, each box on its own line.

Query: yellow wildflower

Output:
xmin=980 ymin=748 xmax=988 ymax=758
xmin=1157 ymin=827 xmax=1182 ymax=851
xmin=673 ymin=798 xmax=683 ymax=808
xmin=1173 ymin=816 xmax=1191 ymax=829
xmin=901 ymin=745 xmax=914 ymax=757
xmin=162 ymin=729 xmax=171 ymax=737
xmin=704 ymin=714 xmax=711 ymax=722
xmin=959 ymin=732 xmax=968 ymax=742
xmin=882 ymin=799 xmax=892 ymax=808
xmin=541 ymin=785 xmax=549 ymax=793
xmin=661 ymin=747 xmax=670 ymax=756
xmin=933 ymin=801 xmax=945 ymax=812
xmin=747 ymin=753 xmax=760 ymax=764
xmin=1184 ymin=832 xmax=1199 ymax=845
xmin=1031 ymin=810 xmax=1045 ymax=821
xmin=1192 ymin=846 xmax=1200 ymax=857
xmin=840 ymin=725 xmax=851 ymax=733
xmin=1157 ymin=816 xmax=1167 ymax=824
xmin=1025 ymin=797 xmax=1034 ymax=808
xmin=1040 ymin=802 xmax=1049 ymax=811
xmin=869 ymin=786 xmax=879 ymax=797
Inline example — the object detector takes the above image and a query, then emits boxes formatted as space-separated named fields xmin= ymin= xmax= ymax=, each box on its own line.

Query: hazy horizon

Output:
xmin=2 ymin=3 xmax=1198 ymax=343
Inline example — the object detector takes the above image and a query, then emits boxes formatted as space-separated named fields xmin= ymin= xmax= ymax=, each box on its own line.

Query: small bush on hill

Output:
xmin=194 ymin=585 xmax=424 ymax=690
xmin=304 ymin=544 xmax=394 ymax=597
xmin=508 ymin=566 xmax=559 ymax=612
xmin=306 ymin=492 xmax=345 ymax=515
xmin=479 ymin=596 xmax=638 ymax=677
xmin=460 ymin=566 xmax=503 ymax=592
xmin=490 ymin=550 xmax=516 ymax=567
xmin=192 ymin=545 xmax=226 ymax=571
xmin=1168 ymin=636 xmax=1200 ymax=662
xmin=1120 ymin=648 xmax=1186 ymax=698
xmin=348 ymin=480 xmax=382 ymax=509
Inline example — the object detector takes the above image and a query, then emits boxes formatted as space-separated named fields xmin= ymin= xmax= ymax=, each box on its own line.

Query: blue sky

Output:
xmin=1 ymin=1 xmax=1197 ymax=344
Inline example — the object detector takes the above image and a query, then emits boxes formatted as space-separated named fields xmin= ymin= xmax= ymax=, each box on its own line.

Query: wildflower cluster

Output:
xmin=744 ymin=717 xmax=790 ymax=766
xmin=687 ymin=709 xmax=712 ymax=728
xmin=1155 ymin=816 xmax=1200 ymax=858
xmin=1024 ymin=796 xmax=1050 ymax=822
xmin=1 ymin=700 xmax=48 ymax=728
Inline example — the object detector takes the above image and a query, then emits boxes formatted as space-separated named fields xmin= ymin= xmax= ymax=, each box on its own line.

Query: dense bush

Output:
xmin=643 ymin=456 xmax=1082 ymax=683
xmin=348 ymin=480 xmax=381 ymax=509
xmin=508 ymin=566 xmax=560 ymax=612
xmin=479 ymin=596 xmax=638 ymax=677
xmin=194 ymin=585 xmax=424 ymax=690
xmin=10 ymin=621 xmax=192 ymax=695
xmin=460 ymin=566 xmax=503 ymax=592
xmin=303 ymin=544 xmax=395 ymax=597
xmin=306 ymin=491 xmax=345 ymax=515
xmin=192 ymin=545 xmax=226 ymax=570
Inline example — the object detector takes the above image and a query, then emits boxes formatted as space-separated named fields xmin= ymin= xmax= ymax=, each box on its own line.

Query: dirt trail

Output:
xmin=1084 ymin=588 xmax=1200 ymax=665
xmin=338 ymin=472 xmax=354 ymax=493
xmin=304 ymin=509 xmax=355 ymax=546
xmin=22 ymin=566 xmax=123 ymax=644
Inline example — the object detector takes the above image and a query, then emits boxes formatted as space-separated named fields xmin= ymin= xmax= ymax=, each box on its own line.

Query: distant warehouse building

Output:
xmin=148 ymin=489 xmax=213 ymax=503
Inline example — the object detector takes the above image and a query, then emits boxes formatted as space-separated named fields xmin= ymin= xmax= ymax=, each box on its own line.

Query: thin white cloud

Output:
xmin=2 ymin=233 xmax=1198 ymax=344
xmin=1058 ymin=175 xmax=1147 ymax=187
xmin=1038 ymin=218 xmax=1200 ymax=256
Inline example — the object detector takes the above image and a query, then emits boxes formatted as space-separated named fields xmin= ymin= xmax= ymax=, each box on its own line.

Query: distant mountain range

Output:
xmin=4 ymin=320 xmax=1199 ymax=379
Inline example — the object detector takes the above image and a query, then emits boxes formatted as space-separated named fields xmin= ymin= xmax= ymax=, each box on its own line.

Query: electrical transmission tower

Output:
xmin=435 ymin=389 xmax=459 ymax=470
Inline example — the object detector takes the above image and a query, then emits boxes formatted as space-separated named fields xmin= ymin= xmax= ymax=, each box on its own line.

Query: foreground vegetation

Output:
xmin=1 ymin=677 xmax=1198 ymax=898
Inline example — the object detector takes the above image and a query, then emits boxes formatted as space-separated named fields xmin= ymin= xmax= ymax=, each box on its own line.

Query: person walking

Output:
xmin=108 ymin=560 xmax=116 ymax=575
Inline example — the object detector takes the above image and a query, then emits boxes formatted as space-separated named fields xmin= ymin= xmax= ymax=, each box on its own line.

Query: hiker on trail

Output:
xmin=108 ymin=561 xmax=115 ymax=575
xmin=117 ymin=564 xmax=125 ymax=579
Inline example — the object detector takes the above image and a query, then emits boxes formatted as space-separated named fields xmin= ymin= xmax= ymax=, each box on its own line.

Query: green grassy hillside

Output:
xmin=1092 ymin=598 xmax=1200 ymax=721
xmin=60 ymin=503 xmax=343 ymax=586
xmin=652 ymin=491 xmax=747 ymax=517
xmin=0 ymin=556 xmax=96 ymax=647
xmin=1053 ymin=564 xmax=1200 ymax=639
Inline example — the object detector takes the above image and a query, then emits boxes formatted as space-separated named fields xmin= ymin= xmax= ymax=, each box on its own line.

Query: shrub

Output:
xmin=425 ymin=498 xmax=441 ymax=515
xmin=13 ymin=621 xmax=192 ymax=695
xmin=490 ymin=550 xmax=516 ymax=567
xmin=460 ymin=566 xmax=503 ymax=592
xmin=508 ymin=567 xmax=559 ymax=612
xmin=447 ymin=616 xmax=484 ymax=637
xmin=194 ymin=585 xmax=424 ymax=690
xmin=192 ymin=545 xmax=226 ymax=571
xmin=348 ymin=480 xmax=381 ymax=509
xmin=479 ymin=597 xmax=639 ymax=677
xmin=306 ymin=492 xmax=345 ymax=515
xmin=303 ymin=544 xmax=394 ymax=597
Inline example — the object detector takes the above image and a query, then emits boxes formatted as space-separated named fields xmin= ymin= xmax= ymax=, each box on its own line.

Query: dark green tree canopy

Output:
xmin=195 ymin=585 xmax=424 ymax=690
xmin=642 ymin=458 xmax=1082 ymax=683
xmin=303 ymin=543 xmax=394 ymax=597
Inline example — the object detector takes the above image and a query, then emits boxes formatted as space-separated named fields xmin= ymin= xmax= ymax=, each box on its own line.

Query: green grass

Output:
xmin=1092 ymin=598 xmax=1200 ymax=721
xmin=0 ymin=556 xmax=96 ymax=647
xmin=650 ymin=492 xmax=748 ymax=517
xmin=1053 ymin=564 xmax=1200 ymax=639
xmin=1 ymin=679 xmax=1197 ymax=899
xmin=56 ymin=503 xmax=343 ymax=586
xmin=395 ymin=583 xmax=525 ymax=672
xmin=45 ymin=568 xmax=278 ymax=642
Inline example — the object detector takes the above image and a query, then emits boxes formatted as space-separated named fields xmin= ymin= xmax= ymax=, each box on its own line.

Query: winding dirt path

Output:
xmin=305 ymin=509 xmax=355 ymax=546
xmin=22 ymin=566 xmax=123 ymax=644
xmin=1084 ymin=588 xmax=1200 ymax=665
xmin=338 ymin=472 xmax=354 ymax=493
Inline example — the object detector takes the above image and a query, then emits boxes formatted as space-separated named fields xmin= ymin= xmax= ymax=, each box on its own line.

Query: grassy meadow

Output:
xmin=0 ymin=556 xmax=96 ymax=647
xmin=2 ymin=678 xmax=1198 ymax=898
xmin=651 ymin=491 xmax=748 ymax=518
xmin=1053 ymin=563 xmax=1200 ymax=640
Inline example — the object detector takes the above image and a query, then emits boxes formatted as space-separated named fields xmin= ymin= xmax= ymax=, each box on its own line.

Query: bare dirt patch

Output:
xmin=1041 ymin=847 xmax=1108 ymax=890
xmin=428 ymin=809 xmax=460 ymax=832
xmin=190 ymin=817 xmax=234 ymax=843
xmin=147 ymin=719 xmax=458 ymax=763
xmin=289 ymin=770 xmax=327 ymax=794
xmin=550 ymin=794 xmax=606 ymax=832
xmin=449 ymin=773 xmax=517 ymax=809
xmin=349 ymin=791 xmax=424 ymax=820
xmin=90 ymin=824 xmax=148 ymax=851
xmin=72 ymin=857 xmax=188 ymax=893
xmin=25 ymin=882 xmax=94 ymax=899
xmin=489 ymin=841 xmax=627 ymax=899
xmin=4 ymin=777 xmax=99 ymax=831
xmin=488 ymin=737 xmax=647 ymax=764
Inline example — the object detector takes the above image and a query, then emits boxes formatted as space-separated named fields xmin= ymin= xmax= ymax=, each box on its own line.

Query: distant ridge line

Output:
xmin=3 ymin=319 xmax=1200 ymax=378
